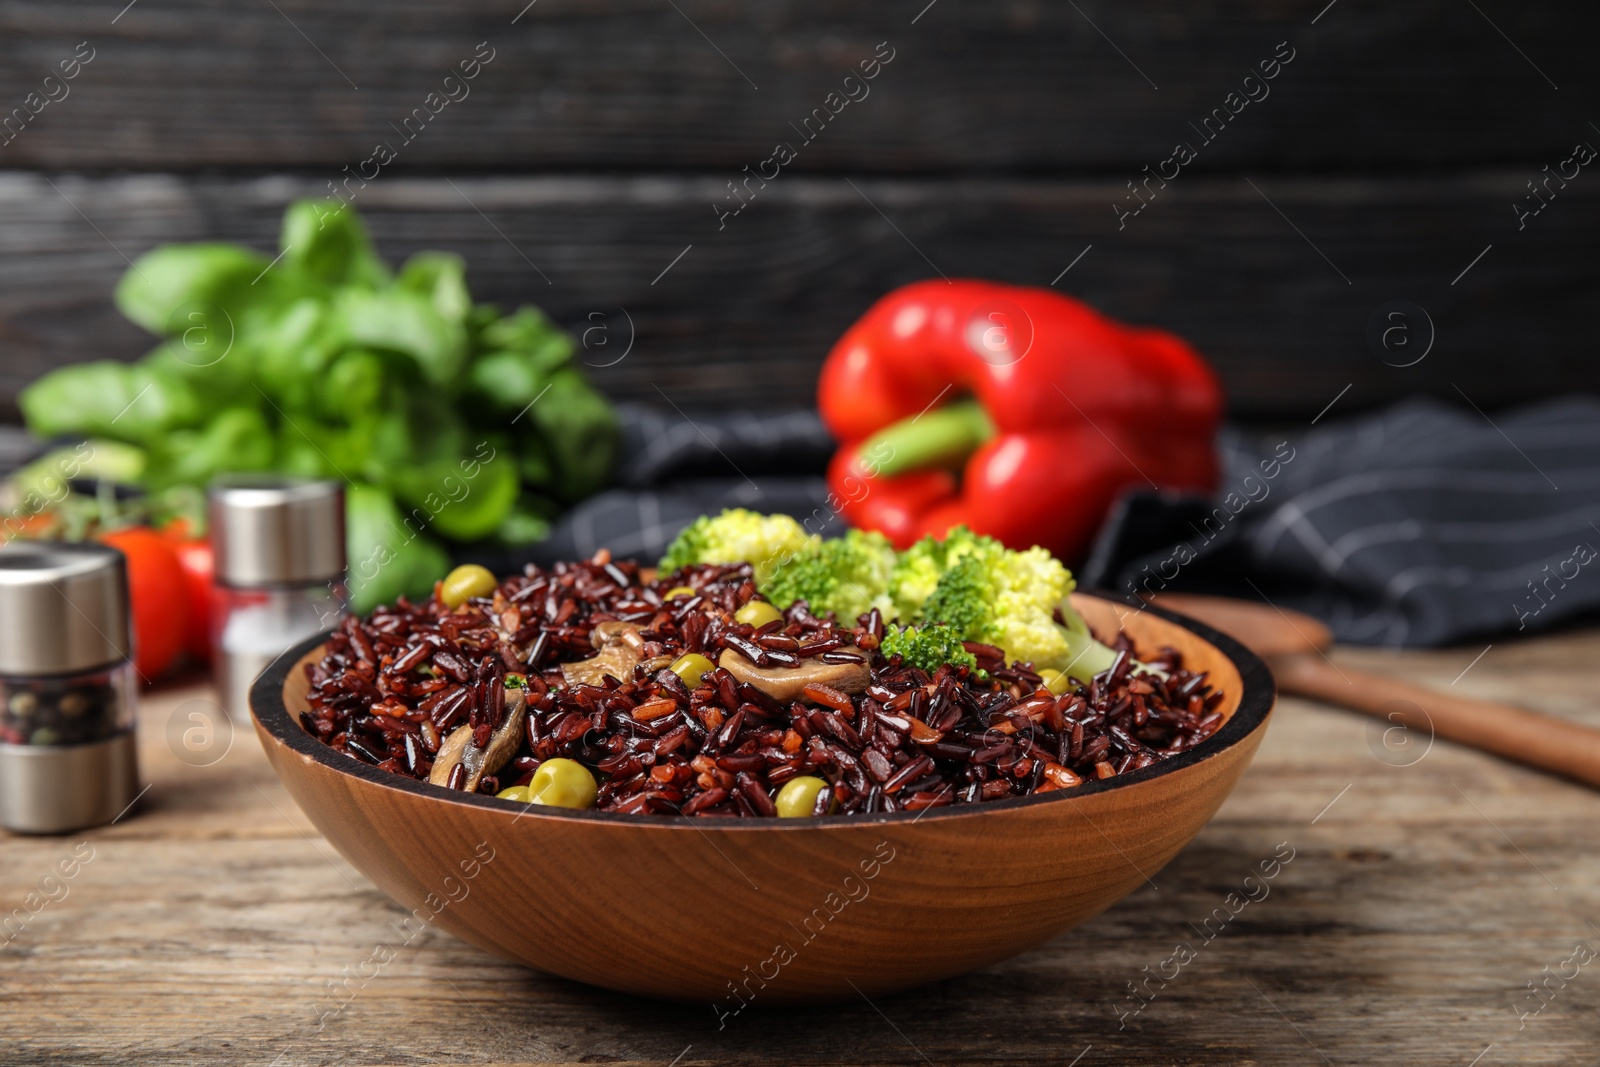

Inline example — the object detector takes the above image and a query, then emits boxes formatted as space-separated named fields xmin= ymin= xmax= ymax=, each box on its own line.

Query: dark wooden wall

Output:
xmin=0 ymin=0 xmax=1593 ymax=421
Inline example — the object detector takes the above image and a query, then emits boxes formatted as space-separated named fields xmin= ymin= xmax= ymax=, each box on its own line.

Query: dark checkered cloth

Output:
xmin=1081 ymin=397 xmax=1600 ymax=647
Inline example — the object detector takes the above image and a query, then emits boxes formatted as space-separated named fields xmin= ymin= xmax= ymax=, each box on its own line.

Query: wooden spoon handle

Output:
xmin=1271 ymin=652 xmax=1600 ymax=788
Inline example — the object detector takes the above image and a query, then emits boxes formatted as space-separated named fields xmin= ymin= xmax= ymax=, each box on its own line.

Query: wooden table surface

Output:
xmin=4 ymin=633 xmax=1598 ymax=1067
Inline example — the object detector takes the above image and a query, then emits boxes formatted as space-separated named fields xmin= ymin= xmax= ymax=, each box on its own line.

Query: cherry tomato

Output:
xmin=100 ymin=527 xmax=190 ymax=682
xmin=169 ymin=537 xmax=214 ymax=663
xmin=160 ymin=518 xmax=213 ymax=663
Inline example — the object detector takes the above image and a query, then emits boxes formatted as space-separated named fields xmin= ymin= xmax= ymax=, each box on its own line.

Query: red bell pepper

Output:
xmin=818 ymin=280 xmax=1222 ymax=563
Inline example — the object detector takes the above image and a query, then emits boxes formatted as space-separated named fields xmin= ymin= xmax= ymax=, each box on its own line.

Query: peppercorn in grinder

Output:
xmin=0 ymin=542 xmax=141 ymax=833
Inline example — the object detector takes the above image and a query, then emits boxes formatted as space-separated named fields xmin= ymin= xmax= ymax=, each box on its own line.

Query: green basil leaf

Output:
xmin=397 ymin=252 xmax=471 ymax=324
xmin=388 ymin=437 xmax=520 ymax=543
xmin=114 ymin=243 xmax=273 ymax=338
xmin=143 ymin=407 xmax=274 ymax=489
xmin=527 ymin=368 xmax=619 ymax=501
xmin=335 ymin=288 xmax=466 ymax=387
xmin=279 ymin=199 xmax=390 ymax=290
xmin=344 ymin=482 xmax=452 ymax=614
xmin=19 ymin=361 xmax=203 ymax=445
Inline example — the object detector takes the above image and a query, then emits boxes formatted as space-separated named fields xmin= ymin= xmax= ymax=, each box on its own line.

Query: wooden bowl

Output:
xmin=251 ymin=593 xmax=1273 ymax=1004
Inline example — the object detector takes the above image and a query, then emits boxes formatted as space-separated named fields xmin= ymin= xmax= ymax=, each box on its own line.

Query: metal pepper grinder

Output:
xmin=0 ymin=541 xmax=141 ymax=834
xmin=209 ymin=477 xmax=347 ymax=725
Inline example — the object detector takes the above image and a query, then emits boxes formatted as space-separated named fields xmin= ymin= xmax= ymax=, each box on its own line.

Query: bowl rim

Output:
xmin=251 ymin=591 xmax=1275 ymax=830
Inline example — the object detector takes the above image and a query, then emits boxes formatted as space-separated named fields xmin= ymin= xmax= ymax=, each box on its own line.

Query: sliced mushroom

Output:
xmin=428 ymin=686 xmax=528 ymax=792
xmin=589 ymin=620 xmax=646 ymax=651
xmin=638 ymin=653 xmax=676 ymax=675
xmin=561 ymin=622 xmax=644 ymax=687
xmin=717 ymin=647 xmax=871 ymax=703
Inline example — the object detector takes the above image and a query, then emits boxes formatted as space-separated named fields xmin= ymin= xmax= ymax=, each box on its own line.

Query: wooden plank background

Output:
xmin=0 ymin=0 xmax=1593 ymax=420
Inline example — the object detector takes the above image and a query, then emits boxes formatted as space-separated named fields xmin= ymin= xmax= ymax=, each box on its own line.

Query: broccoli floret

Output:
xmin=879 ymin=624 xmax=977 ymax=674
xmin=887 ymin=525 xmax=990 ymax=621
xmin=658 ymin=509 xmax=818 ymax=584
xmin=892 ymin=526 xmax=1121 ymax=683
xmin=918 ymin=555 xmax=989 ymax=637
xmin=763 ymin=528 xmax=897 ymax=622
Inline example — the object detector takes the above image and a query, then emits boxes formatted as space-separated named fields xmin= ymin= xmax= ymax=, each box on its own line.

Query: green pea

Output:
xmin=527 ymin=758 xmax=598 ymax=810
xmin=774 ymin=775 xmax=833 ymax=818
xmin=1037 ymin=668 xmax=1070 ymax=696
xmin=669 ymin=652 xmax=716 ymax=688
xmin=440 ymin=564 xmax=498 ymax=609
xmin=734 ymin=600 xmax=784 ymax=629
xmin=663 ymin=585 xmax=697 ymax=600
xmin=496 ymin=785 xmax=531 ymax=803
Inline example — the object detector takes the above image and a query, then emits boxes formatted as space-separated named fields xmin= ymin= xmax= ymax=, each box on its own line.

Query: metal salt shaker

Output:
xmin=209 ymin=477 xmax=347 ymax=724
xmin=0 ymin=541 xmax=141 ymax=834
